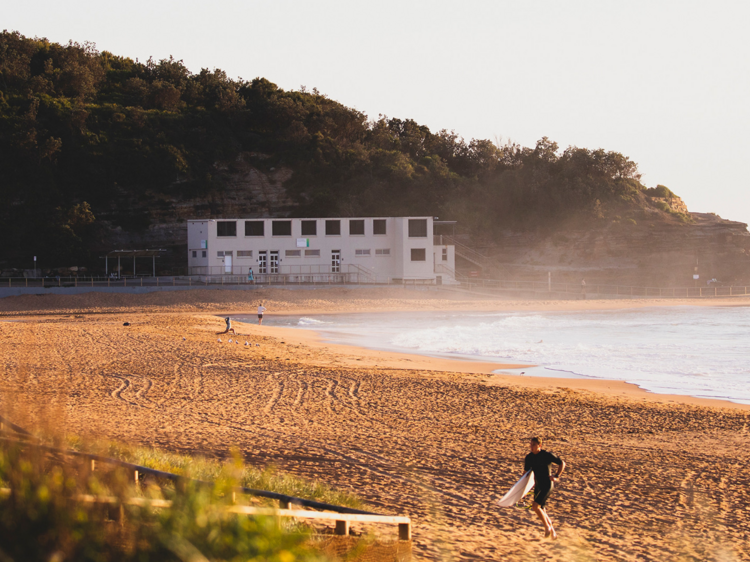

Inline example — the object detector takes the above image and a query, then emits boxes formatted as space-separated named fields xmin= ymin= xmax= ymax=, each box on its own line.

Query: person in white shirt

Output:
xmin=257 ymin=303 xmax=267 ymax=325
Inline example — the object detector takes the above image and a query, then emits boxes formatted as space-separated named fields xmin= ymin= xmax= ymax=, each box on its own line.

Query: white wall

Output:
xmin=187 ymin=217 xmax=443 ymax=281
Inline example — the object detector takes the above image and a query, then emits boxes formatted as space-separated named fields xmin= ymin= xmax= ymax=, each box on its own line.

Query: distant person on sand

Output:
xmin=581 ymin=279 xmax=586 ymax=296
xmin=525 ymin=437 xmax=565 ymax=539
xmin=221 ymin=317 xmax=236 ymax=335
xmin=257 ymin=303 xmax=267 ymax=325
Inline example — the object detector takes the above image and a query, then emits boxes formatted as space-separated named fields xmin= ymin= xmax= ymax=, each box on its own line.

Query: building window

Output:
xmin=301 ymin=220 xmax=317 ymax=235
xmin=192 ymin=251 xmax=197 ymax=258
xmin=325 ymin=220 xmax=341 ymax=235
xmin=272 ymin=220 xmax=292 ymax=236
xmin=411 ymin=248 xmax=426 ymax=261
xmin=285 ymin=250 xmax=301 ymax=257
xmin=349 ymin=219 xmax=365 ymax=235
xmin=355 ymin=249 xmax=371 ymax=256
xmin=217 ymin=221 xmax=237 ymax=237
xmin=442 ymin=248 xmax=448 ymax=261
xmin=375 ymin=248 xmax=390 ymax=255
xmin=373 ymin=219 xmax=387 ymax=235
xmin=237 ymin=250 xmax=253 ymax=258
xmin=201 ymin=250 xmax=206 ymax=258
xmin=245 ymin=221 xmax=264 ymax=236
xmin=408 ymin=219 xmax=427 ymax=238
xmin=305 ymin=249 xmax=320 ymax=257
xmin=217 ymin=251 xmax=224 ymax=257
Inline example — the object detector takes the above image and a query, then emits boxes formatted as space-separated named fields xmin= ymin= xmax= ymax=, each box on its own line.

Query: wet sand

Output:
xmin=1 ymin=288 xmax=749 ymax=560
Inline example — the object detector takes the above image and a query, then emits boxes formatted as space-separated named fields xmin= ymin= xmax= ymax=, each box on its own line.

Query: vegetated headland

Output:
xmin=1 ymin=30 xmax=749 ymax=285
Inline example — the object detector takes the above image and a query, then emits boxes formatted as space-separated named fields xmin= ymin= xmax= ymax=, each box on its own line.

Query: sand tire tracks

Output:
xmin=101 ymin=374 xmax=141 ymax=407
xmin=264 ymin=378 xmax=285 ymax=413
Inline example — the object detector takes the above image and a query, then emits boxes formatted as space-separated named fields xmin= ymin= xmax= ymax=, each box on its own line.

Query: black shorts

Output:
xmin=258 ymin=314 xmax=263 ymax=319
xmin=533 ymin=481 xmax=553 ymax=507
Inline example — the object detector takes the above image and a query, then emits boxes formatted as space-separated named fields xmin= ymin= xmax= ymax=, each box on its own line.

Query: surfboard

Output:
xmin=497 ymin=470 xmax=535 ymax=507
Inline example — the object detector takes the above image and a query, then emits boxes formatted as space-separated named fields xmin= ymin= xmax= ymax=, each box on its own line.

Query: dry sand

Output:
xmin=2 ymin=288 xmax=750 ymax=561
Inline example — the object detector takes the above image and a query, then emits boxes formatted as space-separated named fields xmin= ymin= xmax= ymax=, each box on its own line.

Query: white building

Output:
xmin=187 ymin=216 xmax=457 ymax=284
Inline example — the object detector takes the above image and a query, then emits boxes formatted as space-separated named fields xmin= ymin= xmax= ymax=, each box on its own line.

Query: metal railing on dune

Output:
xmin=455 ymin=278 xmax=750 ymax=298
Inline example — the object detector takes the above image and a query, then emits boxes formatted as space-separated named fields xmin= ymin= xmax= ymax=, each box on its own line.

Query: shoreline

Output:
xmin=230 ymin=317 xmax=750 ymax=412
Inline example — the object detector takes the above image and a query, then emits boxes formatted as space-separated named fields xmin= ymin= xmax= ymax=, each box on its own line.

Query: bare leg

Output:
xmin=532 ymin=502 xmax=556 ymax=538
xmin=532 ymin=502 xmax=550 ymax=533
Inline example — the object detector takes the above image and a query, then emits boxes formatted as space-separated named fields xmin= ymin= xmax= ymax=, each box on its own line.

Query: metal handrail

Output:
xmin=456 ymin=279 xmax=750 ymax=298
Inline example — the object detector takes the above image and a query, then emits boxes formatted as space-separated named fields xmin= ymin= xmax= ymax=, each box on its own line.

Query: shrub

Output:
xmin=644 ymin=184 xmax=675 ymax=199
xmin=0 ymin=441 xmax=329 ymax=562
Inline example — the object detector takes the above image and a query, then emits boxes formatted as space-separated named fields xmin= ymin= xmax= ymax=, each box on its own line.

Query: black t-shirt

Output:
xmin=524 ymin=450 xmax=563 ymax=485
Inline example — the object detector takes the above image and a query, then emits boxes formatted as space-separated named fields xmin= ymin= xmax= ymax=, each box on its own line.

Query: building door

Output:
xmin=331 ymin=250 xmax=341 ymax=273
xmin=270 ymin=251 xmax=279 ymax=274
xmin=224 ymin=254 xmax=232 ymax=273
xmin=258 ymin=251 xmax=267 ymax=274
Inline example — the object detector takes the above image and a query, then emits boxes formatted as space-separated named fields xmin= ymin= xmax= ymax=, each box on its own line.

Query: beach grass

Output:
xmin=0 ymin=438 xmax=331 ymax=562
xmin=60 ymin=434 xmax=363 ymax=509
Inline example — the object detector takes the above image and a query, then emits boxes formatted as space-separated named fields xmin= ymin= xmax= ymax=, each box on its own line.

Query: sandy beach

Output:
xmin=2 ymin=288 xmax=750 ymax=560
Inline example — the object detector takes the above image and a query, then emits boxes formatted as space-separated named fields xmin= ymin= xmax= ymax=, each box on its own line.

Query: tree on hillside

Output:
xmin=0 ymin=29 xmax=672 ymax=269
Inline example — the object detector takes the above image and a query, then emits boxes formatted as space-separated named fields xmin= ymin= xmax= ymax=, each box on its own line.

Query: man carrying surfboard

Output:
xmin=525 ymin=436 xmax=565 ymax=539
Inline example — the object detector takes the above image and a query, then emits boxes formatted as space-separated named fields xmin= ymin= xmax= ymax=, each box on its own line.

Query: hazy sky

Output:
xmin=6 ymin=1 xmax=750 ymax=224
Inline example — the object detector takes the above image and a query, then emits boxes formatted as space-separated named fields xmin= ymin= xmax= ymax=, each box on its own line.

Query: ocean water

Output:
xmin=240 ymin=307 xmax=750 ymax=404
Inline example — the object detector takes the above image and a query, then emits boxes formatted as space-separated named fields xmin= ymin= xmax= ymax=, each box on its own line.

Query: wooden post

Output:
xmin=398 ymin=522 xmax=411 ymax=541
xmin=141 ymin=277 xmax=143 ymax=286
xmin=334 ymin=520 xmax=350 ymax=535
xmin=25 ymin=278 xmax=28 ymax=287
xmin=91 ymin=459 xmax=96 ymax=471
xmin=279 ymin=500 xmax=291 ymax=510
